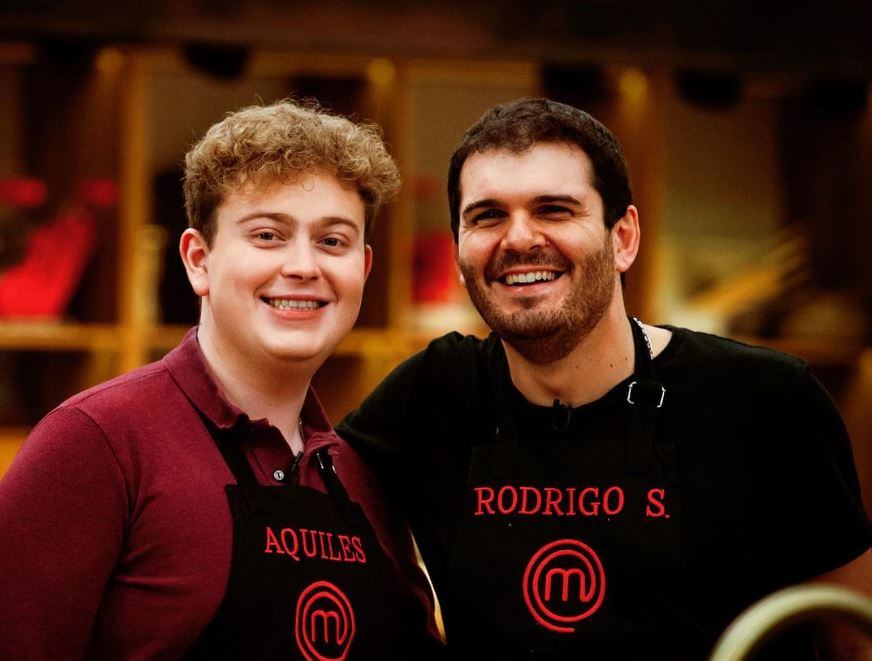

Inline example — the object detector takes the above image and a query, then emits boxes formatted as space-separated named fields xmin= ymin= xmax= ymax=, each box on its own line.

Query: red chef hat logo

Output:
xmin=522 ymin=539 xmax=606 ymax=633
xmin=295 ymin=581 xmax=356 ymax=661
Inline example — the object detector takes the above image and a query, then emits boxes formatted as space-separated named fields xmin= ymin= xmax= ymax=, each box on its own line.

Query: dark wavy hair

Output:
xmin=447 ymin=97 xmax=632 ymax=241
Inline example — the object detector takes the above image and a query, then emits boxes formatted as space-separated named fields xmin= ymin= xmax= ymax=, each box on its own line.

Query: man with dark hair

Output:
xmin=339 ymin=98 xmax=872 ymax=659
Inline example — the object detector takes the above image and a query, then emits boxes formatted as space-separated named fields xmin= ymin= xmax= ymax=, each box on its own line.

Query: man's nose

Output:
xmin=502 ymin=213 xmax=546 ymax=252
xmin=280 ymin=240 xmax=321 ymax=280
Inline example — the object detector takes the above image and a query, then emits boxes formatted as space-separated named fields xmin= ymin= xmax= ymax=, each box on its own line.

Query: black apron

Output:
xmin=444 ymin=319 xmax=705 ymax=660
xmin=184 ymin=424 xmax=431 ymax=660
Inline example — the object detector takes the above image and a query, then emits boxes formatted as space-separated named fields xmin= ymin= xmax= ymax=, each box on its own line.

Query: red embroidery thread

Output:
xmin=294 ymin=581 xmax=356 ymax=661
xmin=522 ymin=539 xmax=606 ymax=633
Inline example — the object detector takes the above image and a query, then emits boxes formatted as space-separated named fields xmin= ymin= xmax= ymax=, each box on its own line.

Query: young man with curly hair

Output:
xmin=0 ymin=100 xmax=441 ymax=659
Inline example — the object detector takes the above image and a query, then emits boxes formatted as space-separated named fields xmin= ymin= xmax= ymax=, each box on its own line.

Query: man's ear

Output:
xmin=363 ymin=244 xmax=373 ymax=281
xmin=612 ymin=205 xmax=640 ymax=274
xmin=179 ymin=228 xmax=210 ymax=297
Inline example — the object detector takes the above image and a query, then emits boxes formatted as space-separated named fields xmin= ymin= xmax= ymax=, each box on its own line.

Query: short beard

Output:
xmin=460 ymin=237 xmax=615 ymax=364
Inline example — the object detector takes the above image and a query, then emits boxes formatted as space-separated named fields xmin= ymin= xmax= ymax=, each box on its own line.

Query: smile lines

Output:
xmin=502 ymin=271 xmax=559 ymax=286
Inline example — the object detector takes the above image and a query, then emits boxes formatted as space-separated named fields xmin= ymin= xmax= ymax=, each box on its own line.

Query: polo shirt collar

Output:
xmin=163 ymin=327 xmax=335 ymax=438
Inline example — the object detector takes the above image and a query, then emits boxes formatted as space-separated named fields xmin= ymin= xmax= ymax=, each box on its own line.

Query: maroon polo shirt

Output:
xmin=0 ymin=328 xmax=436 ymax=659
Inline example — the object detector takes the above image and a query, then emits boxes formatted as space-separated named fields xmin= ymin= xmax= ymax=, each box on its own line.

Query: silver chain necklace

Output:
xmin=632 ymin=316 xmax=653 ymax=359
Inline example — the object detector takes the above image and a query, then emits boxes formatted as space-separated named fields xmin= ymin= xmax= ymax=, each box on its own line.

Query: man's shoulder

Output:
xmin=389 ymin=331 xmax=498 ymax=382
xmin=53 ymin=359 xmax=181 ymax=428
xmin=64 ymin=360 xmax=171 ymax=406
xmin=339 ymin=331 xmax=498 ymax=437
xmin=421 ymin=330 xmax=497 ymax=363
xmin=19 ymin=359 xmax=185 ymax=480
xmin=663 ymin=326 xmax=809 ymax=386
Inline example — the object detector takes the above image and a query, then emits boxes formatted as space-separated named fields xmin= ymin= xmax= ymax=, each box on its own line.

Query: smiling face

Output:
xmin=182 ymin=172 xmax=371 ymax=373
xmin=456 ymin=143 xmax=622 ymax=363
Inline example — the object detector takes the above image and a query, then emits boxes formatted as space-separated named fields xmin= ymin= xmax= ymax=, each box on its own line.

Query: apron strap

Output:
xmin=624 ymin=318 xmax=667 ymax=474
xmin=493 ymin=427 xmax=520 ymax=476
xmin=481 ymin=339 xmax=520 ymax=476
xmin=314 ymin=448 xmax=358 ymax=524
xmin=200 ymin=415 xmax=360 ymax=524
xmin=202 ymin=415 xmax=270 ymax=515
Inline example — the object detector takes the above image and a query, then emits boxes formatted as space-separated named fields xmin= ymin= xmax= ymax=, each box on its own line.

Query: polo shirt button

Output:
xmin=273 ymin=469 xmax=285 ymax=482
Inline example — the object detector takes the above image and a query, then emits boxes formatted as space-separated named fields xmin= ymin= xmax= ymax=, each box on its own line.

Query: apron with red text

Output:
xmin=184 ymin=427 xmax=434 ymax=660
xmin=444 ymin=319 xmax=705 ymax=660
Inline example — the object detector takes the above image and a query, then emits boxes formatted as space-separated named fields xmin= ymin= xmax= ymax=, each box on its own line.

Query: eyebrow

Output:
xmin=532 ymin=194 xmax=583 ymax=207
xmin=461 ymin=194 xmax=585 ymax=218
xmin=461 ymin=199 xmax=500 ymax=219
xmin=235 ymin=211 xmax=362 ymax=234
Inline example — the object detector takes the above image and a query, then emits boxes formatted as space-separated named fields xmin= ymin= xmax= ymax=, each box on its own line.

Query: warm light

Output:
xmin=95 ymin=47 xmax=124 ymax=75
xmin=366 ymin=57 xmax=396 ymax=87
xmin=618 ymin=68 xmax=648 ymax=105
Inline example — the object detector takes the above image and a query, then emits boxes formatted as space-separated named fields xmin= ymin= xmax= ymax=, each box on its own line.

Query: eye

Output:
xmin=468 ymin=209 xmax=505 ymax=226
xmin=250 ymin=228 xmax=286 ymax=246
xmin=538 ymin=205 xmax=572 ymax=218
xmin=319 ymin=236 xmax=348 ymax=249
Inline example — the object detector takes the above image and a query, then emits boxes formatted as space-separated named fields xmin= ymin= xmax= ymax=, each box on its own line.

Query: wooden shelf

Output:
xmin=0 ymin=321 xmax=120 ymax=351
xmin=146 ymin=325 xmax=192 ymax=352
xmin=146 ymin=325 xmax=433 ymax=359
xmin=334 ymin=328 xmax=432 ymax=358
xmin=0 ymin=321 xmax=435 ymax=361
xmin=0 ymin=427 xmax=28 ymax=476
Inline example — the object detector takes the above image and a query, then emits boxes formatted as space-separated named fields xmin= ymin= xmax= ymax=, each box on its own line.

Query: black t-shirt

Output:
xmin=338 ymin=327 xmax=871 ymax=657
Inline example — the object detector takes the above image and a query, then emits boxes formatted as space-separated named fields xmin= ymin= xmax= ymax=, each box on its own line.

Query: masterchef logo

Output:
xmin=522 ymin=539 xmax=606 ymax=633
xmin=264 ymin=526 xmax=366 ymax=564
xmin=295 ymin=581 xmax=356 ymax=661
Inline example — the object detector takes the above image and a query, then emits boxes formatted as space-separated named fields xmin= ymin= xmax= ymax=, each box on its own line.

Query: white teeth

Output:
xmin=504 ymin=271 xmax=557 ymax=285
xmin=266 ymin=299 xmax=322 ymax=310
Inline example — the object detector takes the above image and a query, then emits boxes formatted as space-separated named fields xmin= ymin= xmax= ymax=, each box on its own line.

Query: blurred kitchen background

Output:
xmin=0 ymin=0 xmax=870 ymax=512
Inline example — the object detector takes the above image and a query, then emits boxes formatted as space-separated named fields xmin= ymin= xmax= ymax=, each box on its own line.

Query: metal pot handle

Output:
xmin=710 ymin=584 xmax=872 ymax=661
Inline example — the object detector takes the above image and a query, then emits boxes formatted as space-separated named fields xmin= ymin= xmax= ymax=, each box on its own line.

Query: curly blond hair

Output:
xmin=184 ymin=99 xmax=400 ymax=244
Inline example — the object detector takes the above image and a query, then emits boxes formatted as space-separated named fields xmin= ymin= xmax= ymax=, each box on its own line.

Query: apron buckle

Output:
xmin=627 ymin=380 xmax=666 ymax=408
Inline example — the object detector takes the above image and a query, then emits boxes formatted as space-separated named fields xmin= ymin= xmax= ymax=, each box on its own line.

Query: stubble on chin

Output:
xmin=460 ymin=243 xmax=615 ymax=364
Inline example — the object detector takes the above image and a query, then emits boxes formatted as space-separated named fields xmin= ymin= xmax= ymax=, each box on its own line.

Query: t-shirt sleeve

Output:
xmin=0 ymin=406 xmax=129 ymax=659
xmin=764 ymin=365 xmax=872 ymax=582
xmin=337 ymin=350 xmax=427 ymax=465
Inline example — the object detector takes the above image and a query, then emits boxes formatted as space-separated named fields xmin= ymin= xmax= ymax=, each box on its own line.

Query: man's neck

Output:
xmin=502 ymin=304 xmax=636 ymax=408
xmin=196 ymin=321 xmax=311 ymax=452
